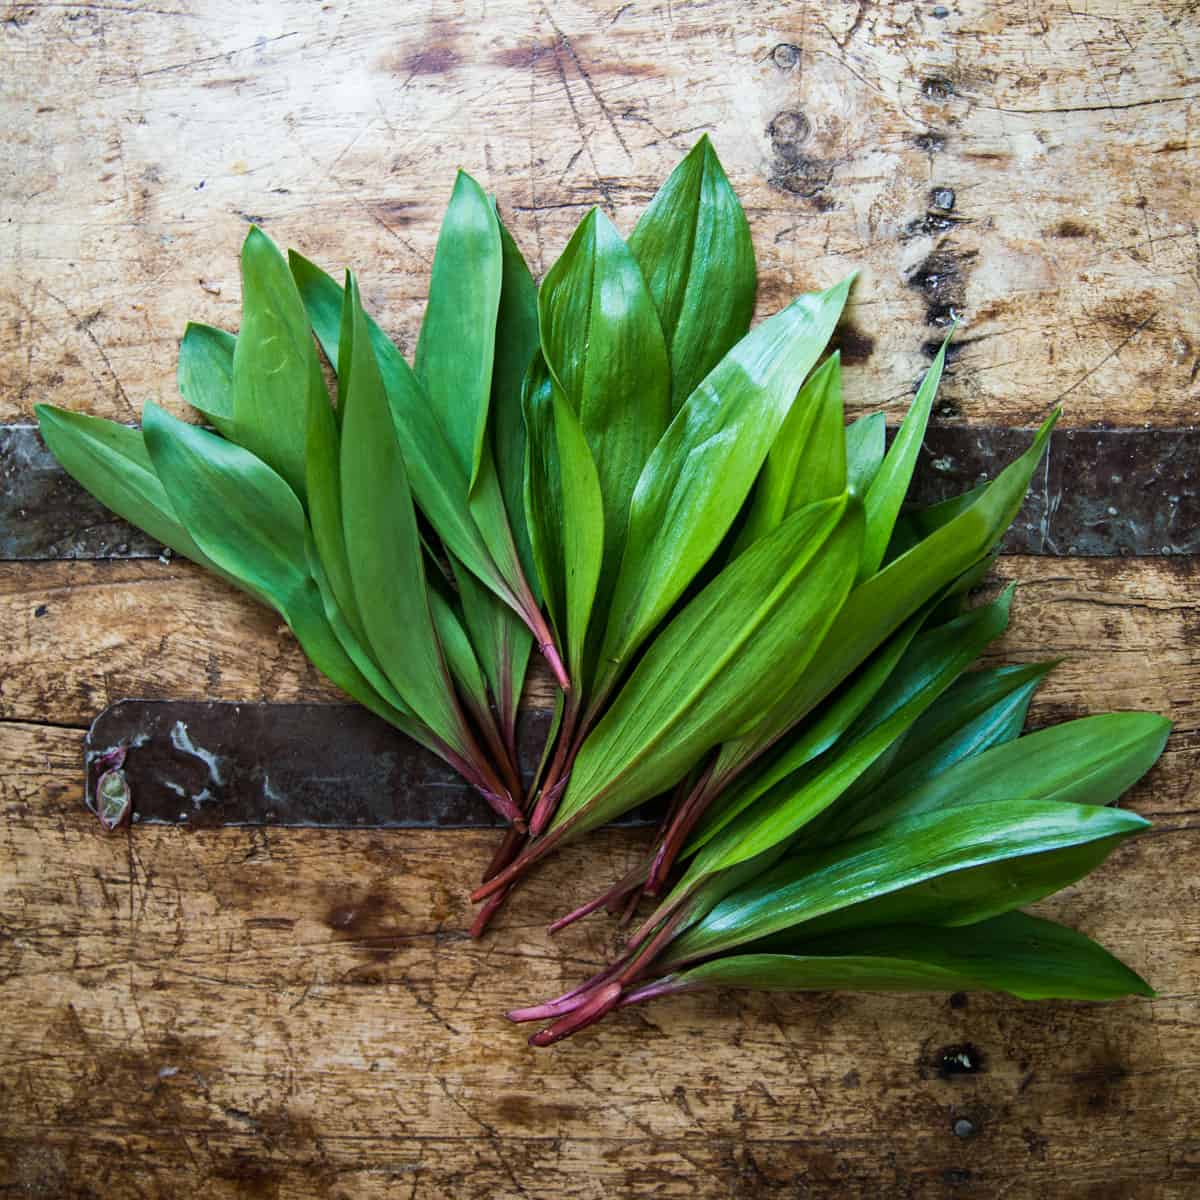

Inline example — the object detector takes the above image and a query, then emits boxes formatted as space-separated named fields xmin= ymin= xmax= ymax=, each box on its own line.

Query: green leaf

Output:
xmin=337 ymin=272 xmax=468 ymax=753
xmin=664 ymin=798 xmax=1148 ymax=966
xmin=555 ymin=495 xmax=861 ymax=836
xmin=596 ymin=276 xmax=856 ymax=695
xmin=686 ymin=588 xmax=1015 ymax=877
xmin=847 ymin=710 xmax=1172 ymax=837
xmin=452 ymin=556 xmax=532 ymax=750
xmin=710 ymin=410 xmax=1059 ymax=785
xmin=304 ymin=364 xmax=365 ymax=646
xmin=858 ymin=334 xmax=949 ymax=579
xmin=289 ymin=251 xmax=543 ymax=662
xmin=231 ymin=227 xmax=328 ymax=501
xmin=648 ymin=912 xmax=1152 ymax=1002
xmin=732 ymin=353 xmax=846 ymax=555
xmin=686 ymin=607 xmax=930 ymax=858
xmin=491 ymin=216 xmax=541 ymax=590
xmin=141 ymin=400 xmax=308 ymax=614
xmin=845 ymin=662 xmax=1053 ymax=816
xmin=415 ymin=170 xmax=502 ymax=487
xmin=627 ymin=134 xmax=756 ymax=411
xmin=177 ymin=322 xmax=236 ymax=436
xmin=539 ymin=206 xmax=670 ymax=644
xmin=785 ymin=835 xmax=1132 ymax=938
xmin=844 ymin=412 xmax=886 ymax=498
xmin=35 ymin=405 xmax=225 ymax=579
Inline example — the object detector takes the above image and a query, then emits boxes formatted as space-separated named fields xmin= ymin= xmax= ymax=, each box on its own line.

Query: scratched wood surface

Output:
xmin=3 ymin=0 xmax=1200 ymax=1196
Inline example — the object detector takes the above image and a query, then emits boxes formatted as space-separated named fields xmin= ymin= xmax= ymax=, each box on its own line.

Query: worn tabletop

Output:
xmin=2 ymin=1 xmax=1199 ymax=1196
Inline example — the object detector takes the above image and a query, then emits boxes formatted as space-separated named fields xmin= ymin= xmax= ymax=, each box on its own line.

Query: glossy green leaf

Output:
xmin=847 ymin=710 xmax=1172 ymax=838
xmin=685 ymin=589 xmax=1014 ymax=877
xmin=337 ymin=272 xmax=467 ymax=753
xmin=846 ymin=662 xmax=1052 ymax=815
xmin=555 ymin=495 xmax=861 ymax=837
xmin=231 ymin=227 xmax=327 ymax=501
xmin=491 ymin=216 xmax=541 ymax=590
xmin=288 ymin=251 xmax=541 ymax=651
xmin=732 ymin=353 xmax=846 ymax=555
xmin=304 ymin=365 xmax=365 ymax=646
xmin=595 ymin=276 xmax=855 ymax=695
xmin=539 ymin=206 xmax=670 ymax=638
xmin=686 ymin=607 xmax=930 ymax=858
xmin=627 ymin=134 xmax=756 ymax=410
xmin=177 ymin=322 xmax=236 ymax=436
xmin=709 ymin=411 xmax=1059 ymax=786
xmin=664 ymin=798 xmax=1148 ymax=966
xmin=858 ymin=334 xmax=949 ymax=579
xmin=415 ymin=171 xmax=502 ymax=486
xmin=452 ymin=557 xmax=532 ymax=750
xmin=844 ymin=411 xmax=886 ymax=498
xmin=646 ymin=912 xmax=1152 ymax=1002
xmin=141 ymin=400 xmax=308 ymax=614
xmin=787 ymin=835 xmax=1132 ymax=939
xmin=35 ymin=405 xmax=224 ymax=579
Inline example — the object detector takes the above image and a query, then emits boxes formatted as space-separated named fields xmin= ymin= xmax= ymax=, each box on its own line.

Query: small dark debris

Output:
xmin=830 ymin=321 xmax=876 ymax=365
xmin=939 ymin=1043 xmax=986 ymax=1077
xmin=953 ymin=1117 xmax=977 ymax=1139
xmin=931 ymin=187 xmax=956 ymax=211
xmin=904 ymin=211 xmax=959 ymax=238
xmin=34 ymin=604 xmax=48 ymax=617
xmin=913 ymin=130 xmax=947 ymax=153
xmin=949 ymin=991 xmax=968 ymax=1009
xmin=943 ymin=1168 xmax=972 ymax=1186
xmin=771 ymin=43 xmax=800 ymax=70
xmin=932 ymin=5 xmax=950 ymax=15
xmin=768 ymin=110 xmax=811 ymax=157
xmin=922 ymin=76 xmax=955 ymax=100
xmin=1052 ymin=219 xmax=1092 ymax=238
xmin=194 ymin=180 xmax=205 ymax=190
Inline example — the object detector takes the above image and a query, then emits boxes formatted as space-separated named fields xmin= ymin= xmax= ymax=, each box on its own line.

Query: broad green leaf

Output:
xmin=846 ymin=662 xmax=1052 ymax=816
xmin=338 ymin=272 xmax=467 ymax=753
xmin=35 ymin=405 xmax=224 ymax=579
xmin=491 ymin=216 xmax=541 ymax=590
xmin=647 ymin=912 xmax=1152 ymax=1002
xmin=596 ymin=276 xmax=855 ymax=695
xmin=664 ymin=798 xmax=1148 ymax=966
xmin=137 ymin=402 xmax=420 ymax=743
xmin=844 ymin=411 xmax=886 ymax=498
xmin=415 ymin=171 xmax=502 ymax=486
xmin=452 ymin=557 xmax=532 ymax=749
xmin=732 ymin=353 xmax=846 ymax=555
xmin=555 ymin=495 xmax=861 ymax=837
xmin=231 ymin=227 xmax=327 ymax=501
xmin=548 ymin=388 xmax=605 ymax=686
xmin=685 ymin=589 xmax=1014 ymax=877
xmin=858 ymin=334 xmax=949 ymax=579
xmin=539 ymin=206 xmax=670 ymax=639
xmin=847 ymin=710 xmax=1172 ymax=837
xmin=177 ymin=322 xmax=236 ymax=436
xmin=685 ymin=607 xmax=930 ymax=858
xmin=522 ymin=353 xmax=568 ymax=646
xmin=627 ymin=134 xmax=756 ymax=410
xmin=709 ymin=410 xmax=1059 ymax=785
xmin=141 ymin=400 xmax=308 ymax=614
xmin=785 ymin=835 xmax=1131 ymax=938
xmin=289 ymin=251 xmax=539 ymax=650
xmin=304 ymin=369 xmax=365 ymax=645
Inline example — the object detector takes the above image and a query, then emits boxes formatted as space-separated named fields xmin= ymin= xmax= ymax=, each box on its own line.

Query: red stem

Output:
xmin=528 ymin=982 xmax=623 ymax=1047
xmin=644 ymin=762 xmax=717 ymax=896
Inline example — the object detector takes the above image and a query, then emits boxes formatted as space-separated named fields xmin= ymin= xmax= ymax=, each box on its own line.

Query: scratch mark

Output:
xmin=1054 ymin=312 xmax=1156 ymax=403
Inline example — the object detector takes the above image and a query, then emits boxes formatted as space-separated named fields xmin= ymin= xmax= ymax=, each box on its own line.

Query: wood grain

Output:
xmin=4 ymin=0 xmax=1200 ymax=1194
xmin=3 ymin=1 xmax=1198 ymax=431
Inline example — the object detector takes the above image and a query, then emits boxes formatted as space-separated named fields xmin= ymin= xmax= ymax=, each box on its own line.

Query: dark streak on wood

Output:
xmin=85 ymin=699 xmax=660 ymax=830
xmin=5 ymin=424 xmax=1197 ymax=561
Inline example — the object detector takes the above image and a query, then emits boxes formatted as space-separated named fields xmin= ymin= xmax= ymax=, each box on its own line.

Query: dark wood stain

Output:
xmin=1051 ymin=219 xmax=1093 ymax=238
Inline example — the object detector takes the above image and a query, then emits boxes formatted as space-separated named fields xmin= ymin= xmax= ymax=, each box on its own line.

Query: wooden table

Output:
xmin=2 ymin=2 xmax=1198 ymax=1195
